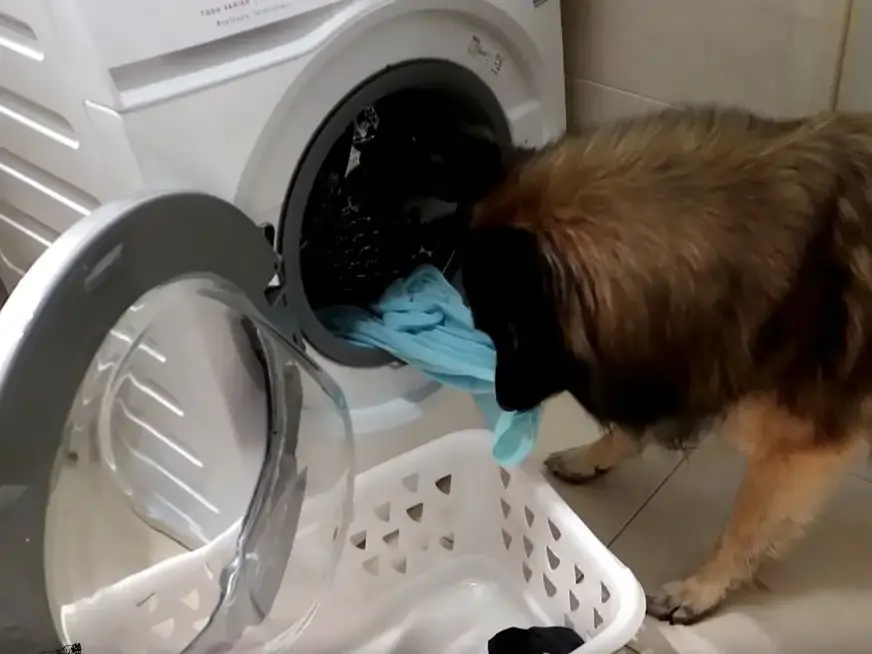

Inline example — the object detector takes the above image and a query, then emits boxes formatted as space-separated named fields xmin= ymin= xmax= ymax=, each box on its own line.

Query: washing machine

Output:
xmin=0 ymin=0 xmax=565 ymax=651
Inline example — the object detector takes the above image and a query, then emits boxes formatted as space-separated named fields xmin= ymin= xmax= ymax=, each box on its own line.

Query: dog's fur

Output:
xmin=459 ymin=106 xmax=872 ymax=624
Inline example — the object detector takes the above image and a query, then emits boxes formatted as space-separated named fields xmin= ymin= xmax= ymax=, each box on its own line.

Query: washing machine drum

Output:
xmin=301 ymin=94 xmax=483 ymax=310
xmin=0 ymin=193 xmax=354 ymax=654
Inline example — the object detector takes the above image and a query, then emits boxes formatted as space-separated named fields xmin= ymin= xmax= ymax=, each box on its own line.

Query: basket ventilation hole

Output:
xmin=350 ymin=530 xmax=367 ymax=550
xmin=500 ymin=498 xmax=511 ymax=518
xmin=499 ymin=467 xmax=511 ymax=489
xmin=543 ymin=574 xmax=557 ymax=598
xmin=374 ymin=502 xmax=391 ymax=522
xmin=593 ymin=607 xmax=603 ymax=629
xmin=501 ymin=529 xmax=512 ymax=551
xmin=574 ymin=565 xmax=585 ymax=584
xmin=152 ymin=618 xmax=174 ymax=639
xmin=260 ymin=223 xmax=276 ymax=245
xmin=439 ymin=533 xmax=455 ymax=551
xmin=182 ymin=590 xmax=199 ymax=611
xmin=522 ymin=562 xmax=532 ymax=583
xmin=193 ymin=617 xmax=208 ymax=631
xmin=548 ymin=518 xmax=562 ymax=541
xmin=601 ymin=582 xmax=611 ymax=603
xmin=522 ymin=535 xmax=534 ymax=557
xmin=392 ymin=556 xmax=408 ymax=574
xmin=435 ymin=474 xmax=452 ymax=495
xmin=546 ymin=546 xmax=560 ymax=570
xmin=407 ymin=503 xmax=424 ymax=523
xmin=564 ymin=615 xmax=575 ymax=629
xmin=383 ymin=529 xmax=400 ymax=548
xmin=363 ymin=557 xmax=380 ymax=575
xmin=524 ymin=506 xmax=535 ymax=527
xmin=332 ymin=526 xmax=339 ymax=542
xmin=402 ymin=474 xmax=419 ymax=493
xmin=569 ymin=590 xmax=580 ymax=612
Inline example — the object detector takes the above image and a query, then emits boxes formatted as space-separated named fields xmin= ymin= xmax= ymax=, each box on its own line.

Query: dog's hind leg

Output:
xmin=646 ymin=395 xmax=866 ymax=625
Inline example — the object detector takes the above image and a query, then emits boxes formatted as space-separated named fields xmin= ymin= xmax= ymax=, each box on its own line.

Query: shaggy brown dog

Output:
xmin=459 ymin=106 xmax=872 ymax=624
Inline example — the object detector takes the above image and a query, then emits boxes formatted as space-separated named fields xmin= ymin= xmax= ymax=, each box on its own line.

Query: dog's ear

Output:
xmin=461 ymin=225 xmax=578 ymax=412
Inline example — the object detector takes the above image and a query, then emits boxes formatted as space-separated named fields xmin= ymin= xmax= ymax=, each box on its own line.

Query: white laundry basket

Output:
xmin=293 ymin=428 xmax=647 ymax=654
xmin=57 ymin=421 xmax=645 ymax=653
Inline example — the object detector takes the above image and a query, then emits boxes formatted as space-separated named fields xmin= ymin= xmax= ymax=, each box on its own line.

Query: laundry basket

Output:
xmin=54 ymin=419 xmax=644 ymax=653
xmin=293 ymin=429 xmax=647 ymax=654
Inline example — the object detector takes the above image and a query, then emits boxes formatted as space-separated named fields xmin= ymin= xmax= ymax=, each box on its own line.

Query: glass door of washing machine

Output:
xmin=0 ymin=192 xmax=354 ymax=654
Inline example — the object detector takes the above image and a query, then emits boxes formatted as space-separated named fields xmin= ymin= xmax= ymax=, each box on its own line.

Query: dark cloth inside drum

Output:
xmin=300 ymin=92 xmax=491 ymax=311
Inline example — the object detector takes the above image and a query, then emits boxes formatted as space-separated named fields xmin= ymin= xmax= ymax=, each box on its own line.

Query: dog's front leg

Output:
xmin=544 ymin=424 xmax=645 ymax=483
xmin=646 ymin=398 xmax=863 ymax=624
xmin=544 ymin=416 xmax=698 ymax=483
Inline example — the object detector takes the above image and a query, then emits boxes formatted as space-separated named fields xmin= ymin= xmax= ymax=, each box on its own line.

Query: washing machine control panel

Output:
xmin=72 ymin=0 xmax=348 ymax=68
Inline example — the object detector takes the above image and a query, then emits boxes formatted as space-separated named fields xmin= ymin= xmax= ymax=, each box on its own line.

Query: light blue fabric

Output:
xmin=318 ymin=265 xmax=543 ymax=466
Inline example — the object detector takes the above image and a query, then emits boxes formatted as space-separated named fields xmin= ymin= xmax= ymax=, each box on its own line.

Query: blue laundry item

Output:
xmin=318 ymin=265 xmax=543 ymax=465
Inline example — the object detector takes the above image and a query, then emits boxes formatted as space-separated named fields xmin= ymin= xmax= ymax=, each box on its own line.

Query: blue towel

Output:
xmin=318 ymin=265 xmax=543 ymax=466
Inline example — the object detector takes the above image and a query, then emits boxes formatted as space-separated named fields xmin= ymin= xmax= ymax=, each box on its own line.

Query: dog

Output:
xmin=459 ymin=105 xmax=872 ymax=625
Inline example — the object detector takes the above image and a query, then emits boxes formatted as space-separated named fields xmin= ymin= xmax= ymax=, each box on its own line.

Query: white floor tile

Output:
xmin=605 ymin=435 xmax=872 ymax=653
xmin=609 ymin=437 xmax=742 ymax=587
xmin=851 ymin=448 xmax=872 ymax=483
xmin=534 ymin=394 xmax=686 ymax=547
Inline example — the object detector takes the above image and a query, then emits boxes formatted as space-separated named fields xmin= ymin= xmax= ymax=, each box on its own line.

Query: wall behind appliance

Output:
xmin=560 ymin=0 xmax=852 ymax=130
xmin=836 ymin=0 xmax=872 ymax=110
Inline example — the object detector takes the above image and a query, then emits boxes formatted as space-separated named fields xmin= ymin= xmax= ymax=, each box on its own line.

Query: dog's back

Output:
xmin=468 ymin=106 xmax=872 ymax=443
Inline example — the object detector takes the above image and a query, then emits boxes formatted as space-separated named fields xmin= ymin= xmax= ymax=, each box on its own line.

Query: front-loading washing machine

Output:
xmin=0 ymin=0 xmax=566 ymax=651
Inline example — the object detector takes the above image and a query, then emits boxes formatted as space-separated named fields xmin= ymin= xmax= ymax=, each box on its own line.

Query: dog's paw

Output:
xmin=544 ymin=445 xmax=612 ymax=484
xmin=645 ymin=579 xmax=724 ymax=625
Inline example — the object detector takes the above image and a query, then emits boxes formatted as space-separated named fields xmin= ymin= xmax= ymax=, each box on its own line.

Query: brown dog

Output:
xmin=459 ymin=106 xmax=872 ymax=624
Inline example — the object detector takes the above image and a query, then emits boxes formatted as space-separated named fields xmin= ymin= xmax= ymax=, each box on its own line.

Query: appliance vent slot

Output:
xmin=0 ymin=199 xmax=57 ymax=282
xmin=0 ymin=148 xmax=98 ymax=218
xmin=0 ymin=86 xmax=78 ymax=149
xmin=0 ymin=11 xmax=42 ymax=61
xmin=0 ymin=201 xmax=55 ymax=247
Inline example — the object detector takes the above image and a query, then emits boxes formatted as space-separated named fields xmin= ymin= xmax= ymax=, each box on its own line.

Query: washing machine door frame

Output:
xmin=0 ymin=191 xmax=332 ymax=653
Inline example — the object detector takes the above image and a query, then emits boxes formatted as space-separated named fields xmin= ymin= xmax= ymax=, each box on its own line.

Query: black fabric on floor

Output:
xmin=488 ymin=625 xmax=584 ymax=654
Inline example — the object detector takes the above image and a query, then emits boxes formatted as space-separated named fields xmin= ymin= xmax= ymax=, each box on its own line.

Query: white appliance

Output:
xmin=0 ymin=0 xmax=566 ymax=651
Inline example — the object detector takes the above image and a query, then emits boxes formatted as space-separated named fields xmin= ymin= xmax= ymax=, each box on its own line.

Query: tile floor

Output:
xmin=534 ymin=393 xmax=872 ymax=654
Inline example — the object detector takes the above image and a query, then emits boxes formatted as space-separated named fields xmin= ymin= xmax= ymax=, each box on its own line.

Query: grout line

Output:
xmin=566 ymin=77 xmax=671 ymax=108
xmin=606 ymin=451 xmax=693 ymax=548
xmin=830 ymin=0 xmax=855 ymax=110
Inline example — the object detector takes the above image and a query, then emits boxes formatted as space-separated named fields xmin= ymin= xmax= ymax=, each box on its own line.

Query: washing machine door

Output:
xmin=0 ymin=192 xmax=354 ymax=654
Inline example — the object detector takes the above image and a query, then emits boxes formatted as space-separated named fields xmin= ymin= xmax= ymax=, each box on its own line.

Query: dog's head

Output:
xmin=459 ymin=143 xmax=594 ymax=413
xmin=460 ymin=225 xmax=580 ymax=412
xmin=459 ymin=143 xmax=691 ymax=429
